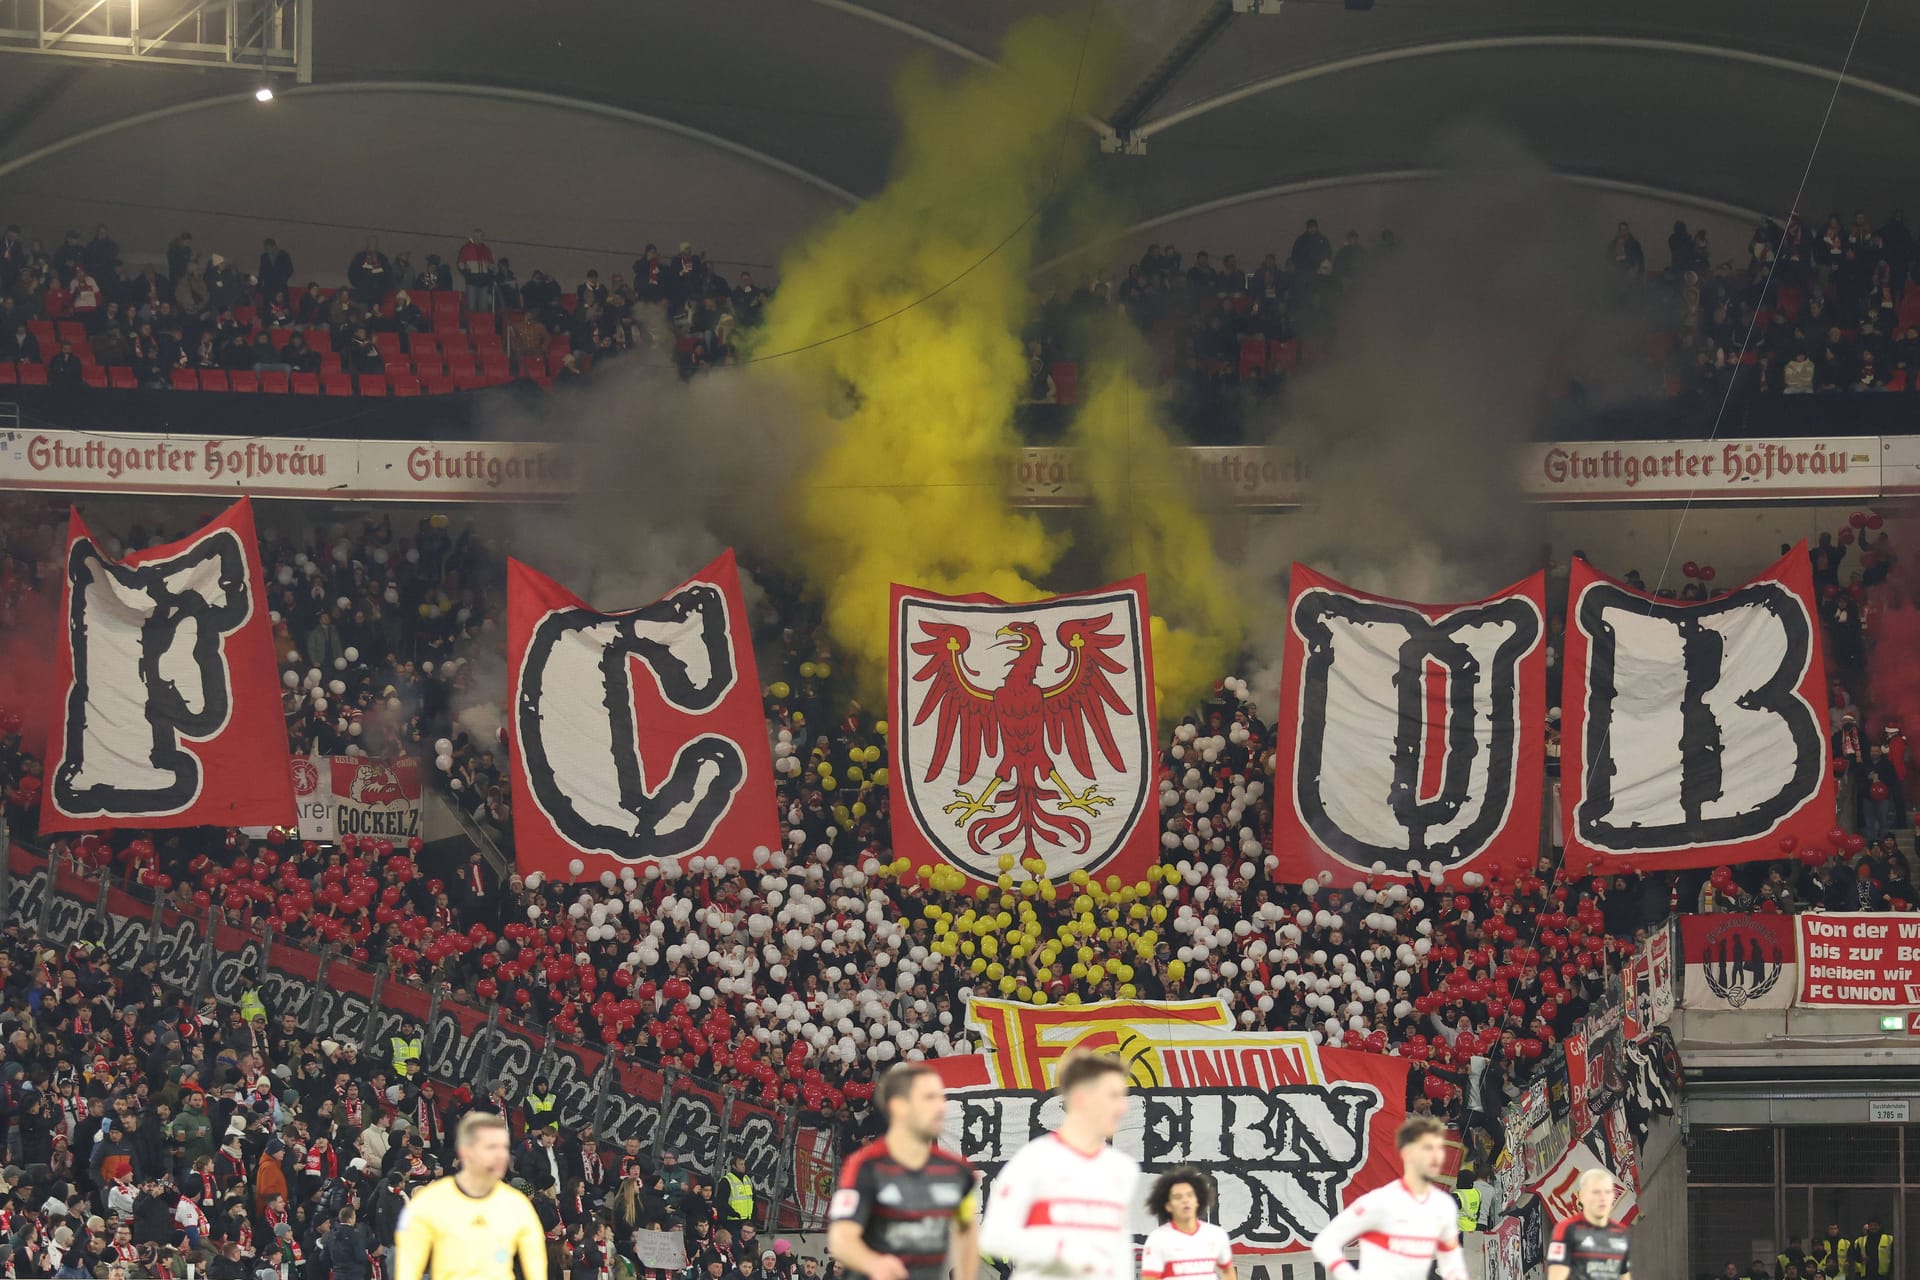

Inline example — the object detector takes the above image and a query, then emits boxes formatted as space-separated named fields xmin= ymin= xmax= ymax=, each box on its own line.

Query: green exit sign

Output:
xmin=1882 ymin=1015 xmax=1905 ymax=1031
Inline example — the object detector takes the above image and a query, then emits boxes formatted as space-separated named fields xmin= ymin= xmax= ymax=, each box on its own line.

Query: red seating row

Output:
xmin=0 ymin=362 xmax=517 ymax=395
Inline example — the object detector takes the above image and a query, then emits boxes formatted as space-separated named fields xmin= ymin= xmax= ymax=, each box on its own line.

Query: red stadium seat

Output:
xmin=28 ymin=321 xmax=56 ymax=352
xmin=453 ymin=373 xmax=485 ymax=392
xmin=269 ymin=329 xmax=293 ymax=351
xmin=171 ymin=369 xmax=198 ymax=391
xmin=290 ymin=372 xmax=321 ymax=395
xmin=199 ymin=370 xmax=230 ymax=392
xmin=108 ymin=367 xmax=137 ymax=390
xmin=260 ymin=370 xmax=291 ymax=394
xmin=411 ymin=358 xmax=444 ymax=379
xmin=358 ymin=374 xmax=387 ymax=396
xmin=319 ymin=351 xmax=342 ymax=374
xmin=235 ymin=306 xmax=257 ymax=327
xmin=56 ymin=320 xmax=87 ymax=346
xmin=410 ymin=335 xmax=439 ymax=359
xmin=322 ymin=373 xmax=354 ymax=396
xmin=229 ymin=370 xmax=259 ymax=393
xmin=470 ymin=329 xmax=503 ymax=353
xmin=422 ymin=373 xmax=455 ymax=395
xmin=1051 ymin=362 xmax=1078 ymax=405
xmin=432 ymin=297 xmax=463 ymax=332
xmin=81 ymin=365 xmax=107 ymax=388
xmin=17 ymin=363 xmax=47 ymax=386
xmin=445 ymin=354 xmax=477 ymax=380
xmin=1269 ymin=339 xmax=1299 ymax=373
xmin=438 ymin=331 xmax=471 ymax=355
xmin=373 ymin=331 xmax=401 ymax=355
xmin=1239 ymin=336 xmax=1268 ymax=379
xmin=389 ymin=373 xmax=422 ymax=396
xmin=384 ymin=360 xmax=412 ymax=379
xmin=0 ymin=363 xmax=14 ymax=386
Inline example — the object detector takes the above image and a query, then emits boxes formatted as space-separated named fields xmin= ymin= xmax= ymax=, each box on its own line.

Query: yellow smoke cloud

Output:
xmin=1066 ymin=346 xmax=1244 ymax=713
xmin=756 ymin=15 xmax=1237 ymax=719
xmin=756 ymin=18 xmax=1103 ymax=686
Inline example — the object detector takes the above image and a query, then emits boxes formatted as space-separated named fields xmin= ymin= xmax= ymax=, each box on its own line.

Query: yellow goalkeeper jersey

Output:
xmin=393 ymin=1175 xmax=547 ymax=1280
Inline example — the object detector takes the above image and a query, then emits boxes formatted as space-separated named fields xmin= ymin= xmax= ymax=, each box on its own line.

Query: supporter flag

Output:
xmin=1560 ymin=545 xmax=1834 ymax=873
xmin=507 ymin=551 xmax=779 ymax=881
xmin=1270 ymin=565 xmax=1547 ymax=884
xmin=1678 ymin=913 xmax=1796 ymax=1011
xmin=41 ymin=497 xmax=295 ymax=832
xmin=888 ymin=577 xmax=1157 ymax=887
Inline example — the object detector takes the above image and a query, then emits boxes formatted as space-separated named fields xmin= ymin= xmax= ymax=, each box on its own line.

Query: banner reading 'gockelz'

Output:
xmin=41 ymin=496 xmax=296 ymax=832
xmin=1560 ymin=543 xmax=1836 ymax=874
xmin=1271 ymin=565 xmax=1546 ymax=884
xmin=888 ymin=578 xmax=1158 ymax=887
xmin=507 ymin=550 xmax=779 ymax=882
xmin=929 ymin=997 xmax=1409 ymax=1253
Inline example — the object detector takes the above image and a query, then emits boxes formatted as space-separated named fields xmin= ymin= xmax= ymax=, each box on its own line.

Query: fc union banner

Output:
xmin=1561 ymin=544 xmax=1835 ymax=874
xmin=930 ymin=997 xmax=1409 ymax=1253
xmin=508 ymin=551 xmax=779 ymax=882
xmin=888 ymin=578 xmax=1158 ymax=887
xmin=1796 ymin=913 xmax=1920 ymax=1007
xmin=1270 ymin=565 xmax=1546 ymax=883
xmin=41 ymin=497 xmax=296 ymax=832
xmin=1680 ymin=913 xmax=1796 ymax=1011
xmin=290 ymin=755 xmax=423 ymax=842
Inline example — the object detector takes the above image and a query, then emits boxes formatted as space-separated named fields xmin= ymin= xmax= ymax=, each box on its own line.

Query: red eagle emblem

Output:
xmin=909 ymin=614 xmax=1134 ymax=859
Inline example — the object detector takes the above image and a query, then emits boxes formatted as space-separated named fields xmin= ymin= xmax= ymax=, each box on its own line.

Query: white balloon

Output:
xmin=568 ymin=859 xmax=585 ymax=877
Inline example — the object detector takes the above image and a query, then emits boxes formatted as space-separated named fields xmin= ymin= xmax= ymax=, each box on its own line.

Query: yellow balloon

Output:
xmin=1129 ymin=904 xmax=1147 ymax=921
xmin=974 ymin=885 xmax=991 ymax=901
xmin=1063 ymin=993 xmax=1081 ymax=1007
xmin=799 ymin=662 xmax=817 ymax=679
xmin=1150 ymin=904 xmax=1168 ymax=924
xmin=1104 ymin=874 xmax=1121 ymax=892
xmin=987 ymin=961 xmax=1005 ymax=981
xmin=851 ymin=801 xmax=867 ymax=818
xmin=874 ymin=768 xmax=889 ymax=786
xmin=1032 ymin=989 xmax=1049 ymax=1005
xmin=876 ymin=720 xmax=889 ymax=736
xmin=998 ymin=976 xmax=1016 ymax=994
xmin=846 ymin=765 xmax=864 ymax=783
xmin=1119 ymin=983 xmax=1136 ymax=999
xmin=820 ymin=777 xmax=837 ymax=792
xmin=1040 ymin=883 xmax=1058 ymax=902
xmin=1167 ymin=959 xmax=1187 ymax=980
xmin=769 ymin=681 xmax=791 ymax=699
xmin=917 ymin=865 xmax=933 ymax=880
xmin=996 ymin=873 xmax=1013 ymax=891
xmin=970 ymin=957 xmax=987 ymax=974
xmin=923 ymin=904 xmax=943 ymax=919
xmin=1016 ymin=985 xmax=1033 ymax=1002
xmin=1021 ymin=880 xmax=1039 ymax=897
xmin=1070 ymin=963 xmax=1088 ymax=979
xmin=980 ymin=936 xmax=998 ymax=958
xmin=998 ymin=854 xmax=1015 ymax=872
xmin=1069 ymin=869 xmax=1090 ymax=887
xmin=1034 ymin=967 xmax=1052 ymax=984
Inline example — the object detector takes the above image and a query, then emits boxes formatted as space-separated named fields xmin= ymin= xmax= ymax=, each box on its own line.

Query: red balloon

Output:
xmin=1839 ymin=529 xmax=1856 ymax=547
xmin=1699 ymin=565 xmax=1715 ymax=581
xmin=1850 ymin=512 xmax=1870 ymax=529
xmin=1777 ymin=834 xmax=1797 ymax=855
xmin=1844 ymin=833 xmax=1867 ymax=855
xmin=1867 ymin=514 xmax=1884 ymax=530
xmin=1682 ymin=560 xmax=1700 ymax=578
xmin=1828 ymin=827 xmax=1847 ymax=846
xmin=476 ymin=978 xmax=498 ymax=1000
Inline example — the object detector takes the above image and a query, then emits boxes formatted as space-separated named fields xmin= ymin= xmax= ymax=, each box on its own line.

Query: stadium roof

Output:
xmin=0 ymin=0 xmax=1908 ymax=273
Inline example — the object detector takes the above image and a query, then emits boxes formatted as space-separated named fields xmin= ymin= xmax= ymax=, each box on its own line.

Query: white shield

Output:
xmin=893 ymin=586 xmax=1151 ymax=882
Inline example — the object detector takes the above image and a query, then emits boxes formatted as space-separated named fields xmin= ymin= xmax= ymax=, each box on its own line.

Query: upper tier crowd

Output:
xmin=0 ymin=493 xmax=1909 ymax=1278
xmin=5 ymin=204 xmax=1919 ymax=408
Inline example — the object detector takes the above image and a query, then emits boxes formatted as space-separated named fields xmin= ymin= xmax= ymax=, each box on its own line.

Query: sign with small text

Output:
xmin=1796 ymin=914 xmax=1920 ymax=1007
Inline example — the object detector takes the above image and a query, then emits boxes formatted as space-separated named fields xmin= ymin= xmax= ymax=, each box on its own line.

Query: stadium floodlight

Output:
xmin=256 ymin=84 xmax=275 ymax=102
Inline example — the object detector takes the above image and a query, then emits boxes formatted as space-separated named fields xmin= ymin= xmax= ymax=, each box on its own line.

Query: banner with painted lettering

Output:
xmin=1680 ymin=914 xmax=1797 ymax=1011
xmin=290 ymin=755 xmax=423 ymax=842
xmin=1488 ymin=1216 xmax=1525 ymax=1280
xmin=1271 ymin=565 xmax=1545 ymax=884
xmin=1 ymin=844 xmax=800 ymax=1212
xmin=1561 ymin=544 xmax=1836 ymax=874
xmin=929 ymin=996 xmax=1409 ymax=1254
xmin=1529 ymin=438 xmax=1878 ymax=501
xmin=0 ymin=428 xmax=575 ymax=501
xmin=1795 ymin=912 xmax=1920 ymax=1006
xmin=42 ymin=497 xmax=297 ymax=832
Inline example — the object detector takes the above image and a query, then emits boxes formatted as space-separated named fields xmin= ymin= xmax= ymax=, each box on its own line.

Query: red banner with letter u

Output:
xmin=1270 ymin=565 xmax=1546 ymax=885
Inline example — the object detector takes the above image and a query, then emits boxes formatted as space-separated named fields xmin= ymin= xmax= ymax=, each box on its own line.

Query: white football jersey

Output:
xmin=979 ymin=1134 xmax=1140 ymax=1280
xmin=1309 ymin=1179 xmax=1467 ymax=1280
xmin=1141 ymin=1220 xmax=1232 ymax=1280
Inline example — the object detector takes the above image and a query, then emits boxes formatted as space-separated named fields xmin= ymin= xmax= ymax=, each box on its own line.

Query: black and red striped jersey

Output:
xmin=829 ymin=1140 xmax=977 ymax=1280
xmin=1548 ymin=1216 xmax=1632 ymax=1280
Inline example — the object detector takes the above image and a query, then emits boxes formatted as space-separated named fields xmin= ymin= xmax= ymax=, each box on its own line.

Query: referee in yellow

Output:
xmin=395 ymin=1111 xmax=548 ymax=1280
